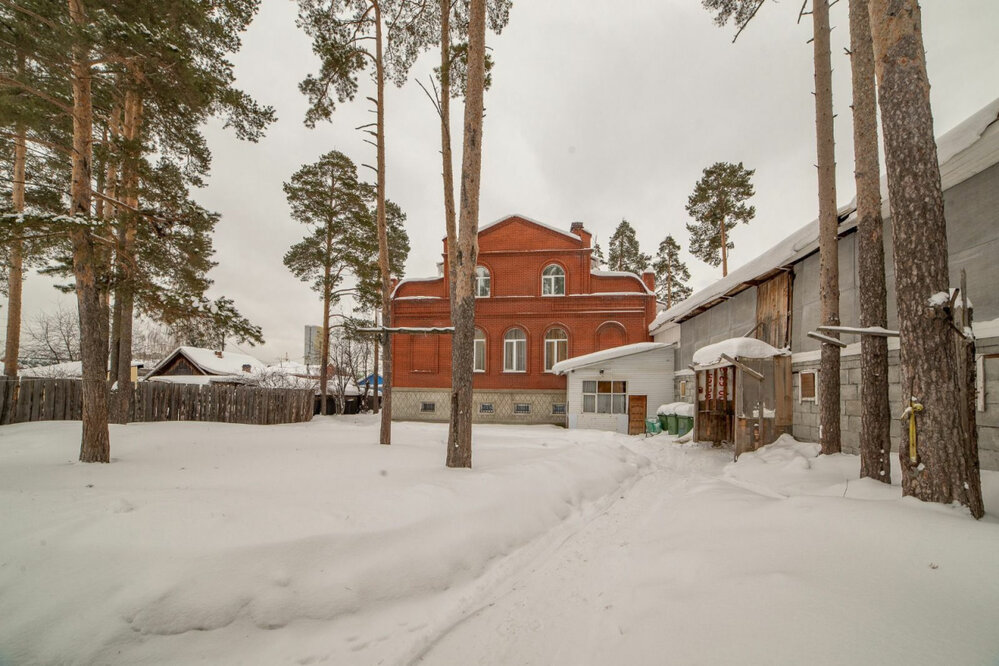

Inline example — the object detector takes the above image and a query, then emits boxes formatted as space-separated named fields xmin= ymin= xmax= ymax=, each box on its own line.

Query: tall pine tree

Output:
xmin=684 ymin=161 xmax=755 ymax=278
xmin=607 ymin=219 xmax=650 ymax=275
xmin=653 ymin=235 xmax=692 ymax=308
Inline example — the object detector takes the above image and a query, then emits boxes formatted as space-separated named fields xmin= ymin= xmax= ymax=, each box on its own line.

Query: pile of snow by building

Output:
xmin=0 ymin=418 xmax=647 ymax=665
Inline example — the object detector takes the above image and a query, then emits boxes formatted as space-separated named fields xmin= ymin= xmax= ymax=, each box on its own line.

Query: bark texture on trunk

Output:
xmin=813 ymin=0 xmax=841 ymax=455
xmin=320 ymin=227 xmax=332 ymax=416
xmin=112 ymin=83 xmax=142 ymax=423
xmin=719 ymin=215 xmax=728 ymax=278
xmin=869 ymin=0 xmax=983 ymax=517
xmin=849 ymin=0 xmax=891 ymax=482
xmin=439 ymin=0 xmax=457 ymax=305
xmin=446 ymin=0 xmax=487 ymax=469
xmin=70 ymin=0 xmax=110 ymax=463
xmin=4 ymin=122 xmax=26 ymax=377
xmin=374 ymin=1 xmax=393 ymax=445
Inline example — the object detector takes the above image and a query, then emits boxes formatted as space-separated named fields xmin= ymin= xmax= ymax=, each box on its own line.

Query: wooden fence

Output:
xmin=0 ymin=378 xmax=314 ymax=426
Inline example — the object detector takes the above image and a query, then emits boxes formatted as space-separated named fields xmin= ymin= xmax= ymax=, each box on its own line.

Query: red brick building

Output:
xmin=391 ymin=215 xmax=658 ymax=423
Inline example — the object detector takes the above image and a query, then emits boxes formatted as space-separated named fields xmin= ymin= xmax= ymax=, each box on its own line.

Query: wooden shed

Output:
xmin=690 ymin=337 xmax=792 ymax=458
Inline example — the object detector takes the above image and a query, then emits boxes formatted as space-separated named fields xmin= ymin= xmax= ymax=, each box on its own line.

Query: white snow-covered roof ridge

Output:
xmin=551 ymin=342 xmax=672 ymax=375
xmin=476 ymin=213 xmax=583 ymax=241
xmin=591 ymin=269 xmax=656 ymax=295
xmin=649 ymin=97 xmax=999 ymax=336
xmin=691 ymin=337 xmax=789 ymax=368
xmin=147 ymin=346 xmax=266 ymax=378
xmin=390 ymin=276 xmax=443 ymax=298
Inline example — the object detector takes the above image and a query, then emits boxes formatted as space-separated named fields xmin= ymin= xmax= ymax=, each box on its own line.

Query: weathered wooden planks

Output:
xmin=0 ymin=378 xmax=314 ymax=427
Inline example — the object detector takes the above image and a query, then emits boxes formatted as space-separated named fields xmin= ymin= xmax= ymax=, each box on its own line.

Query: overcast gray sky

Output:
xmin=12 ymin=0 xmax=999 ymax=363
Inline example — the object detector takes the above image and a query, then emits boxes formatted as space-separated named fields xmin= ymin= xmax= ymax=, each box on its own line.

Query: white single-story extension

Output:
xmin=552 ymin=342 xmax=675 ymax=434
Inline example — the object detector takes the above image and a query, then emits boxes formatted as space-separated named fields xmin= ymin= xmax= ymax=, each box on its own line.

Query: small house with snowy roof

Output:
xmin=144 ymin=346 xmax=266 ymax=385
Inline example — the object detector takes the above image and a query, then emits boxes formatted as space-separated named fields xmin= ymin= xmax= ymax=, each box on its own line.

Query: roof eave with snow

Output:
xmin=649 ymin=97 xmax=999 ymax=336
xmin=551 ymin=342 xmax=673 ymax=375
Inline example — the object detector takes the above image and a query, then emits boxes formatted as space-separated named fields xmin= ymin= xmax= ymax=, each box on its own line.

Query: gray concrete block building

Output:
xmin=651 ymin=98 xmax=999 ymax=470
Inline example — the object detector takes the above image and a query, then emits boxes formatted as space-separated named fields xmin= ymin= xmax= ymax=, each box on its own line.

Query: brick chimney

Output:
xmin=242 ymin=363 xmax=252 ymax=373
xmin=642 ymin=270 xmax=656 ymax=293
xmin=570 ymin=221 xmax=592 ymax=248
xmin=215 ymin=350 xmax=224 ymax=359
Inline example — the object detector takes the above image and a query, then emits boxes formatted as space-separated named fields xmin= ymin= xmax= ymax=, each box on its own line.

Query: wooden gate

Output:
xmin=628 ymin=394 xmax=647 ymax=435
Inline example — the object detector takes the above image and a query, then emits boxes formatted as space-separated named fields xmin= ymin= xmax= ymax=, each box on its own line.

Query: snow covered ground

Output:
xmin=1 ymin=418 xmax=998 ymax=665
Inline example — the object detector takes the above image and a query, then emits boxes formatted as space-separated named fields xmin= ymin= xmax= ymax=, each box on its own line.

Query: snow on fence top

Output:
xmin=551 ymin=342 xmax=670 ymax=375
xmin=691 ymin=337 xmax=788 ymax=367
xmin=649 ymin=97 xmax=999 ymax=335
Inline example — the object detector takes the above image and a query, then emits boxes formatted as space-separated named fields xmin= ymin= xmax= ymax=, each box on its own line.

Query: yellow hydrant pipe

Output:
xmin=908 ymin=398 xmax=924 ymax=464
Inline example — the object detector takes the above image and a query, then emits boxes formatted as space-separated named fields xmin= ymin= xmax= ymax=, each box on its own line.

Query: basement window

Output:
xmin=514 ymin=403 xmax=531 ymax=415
xmin=479 ymin=403 xmax=494 ymax=414
xmin=420 ymin=402 xmax=436 ymax=413
xmin=552 ymin=403 xmax=567 ymax=415
xmin=799 ymin=371 xmax=817 ymax=403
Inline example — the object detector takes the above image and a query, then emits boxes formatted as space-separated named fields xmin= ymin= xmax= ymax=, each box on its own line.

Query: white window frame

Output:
xmin=544 ymin=328 xmax=569 ymax=372
xmin=475 ymin=266 xmax=491 ymax=298
xmin=798 ymin=370 xmax=818 ymax=403
xmin=504 ymin=328 xmax=527 ymax=373
xmin=542 ymin=264 xmax=566 ymax=296
xmin=581 ymin=380 xmax=628 ymax=414
xmin=473 ymin=328 xmax=486 ymax=373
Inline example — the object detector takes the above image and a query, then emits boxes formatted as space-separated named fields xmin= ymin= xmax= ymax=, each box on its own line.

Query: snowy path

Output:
xmin=413 ymin=440 xmax=999 ymax=666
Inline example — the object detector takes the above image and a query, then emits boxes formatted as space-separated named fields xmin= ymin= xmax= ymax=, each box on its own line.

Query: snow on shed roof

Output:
xmin=650 ymin=97 xmax=999 ymax=335
xmin=551 ymin=342 xmax=671 ymax=375
xmin=692 ymin=337 xmax=789 ymax=368
xmin=148 ymin=346 xmax=266 ymax=377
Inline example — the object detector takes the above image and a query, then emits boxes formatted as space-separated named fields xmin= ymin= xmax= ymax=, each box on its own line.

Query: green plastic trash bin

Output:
xmin=676 ymin=415 xmax=693 ymax=436
xmin=658 ymin=414 xmax=670 ymax=431
xmin=666 ymin=413 xmax=679 ymax=435
xmin=645 ymin=417 xmax=662 ymax=435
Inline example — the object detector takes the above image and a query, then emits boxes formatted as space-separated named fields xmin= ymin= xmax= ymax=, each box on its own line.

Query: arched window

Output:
xmin=542 ymin=264 xmax=565 ymax=296
xmin=544 ymin=327 xmax=568 ymax=372
xmin=474 ymin=328 xmax=486 ymax=372
xmin=503 ymin=328 xmax=527 ymax=372
xmin=475 ymin=266 xmax=490 ymax=297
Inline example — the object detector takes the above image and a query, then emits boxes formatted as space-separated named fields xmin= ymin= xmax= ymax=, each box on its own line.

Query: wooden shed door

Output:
xmin=628 ymin=395 xmax=647 ymax=435
xmin=756 ymin=272 xmax=792 ymax=348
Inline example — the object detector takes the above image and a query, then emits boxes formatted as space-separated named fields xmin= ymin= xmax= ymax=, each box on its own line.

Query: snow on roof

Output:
xmin=591 ymin=269 xmax=655 ymax=295
xmin=148 ymin=346 xmax=266 ymax=377
xmin=551 ymin=342 xmax=671 ymax=375
xmin=691 ymin=337 xmax=789 ymax=367
xmin=650 ymin=97 xmax=999 ymax=335
xmin=20 ymin=361 xmax=83 ymax=378
xmin=146 ymin=374 xmax=247 ymax=386
xmin=476 ymin=213 xmax=581 ymax=241
xmin=390 ymin=276 xmax=442 ymax=298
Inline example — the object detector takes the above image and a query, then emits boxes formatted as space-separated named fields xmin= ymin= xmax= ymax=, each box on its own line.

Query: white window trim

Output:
xmin=503 ymin=333 xmax=527 ymax=373
xmin=473 ymin=335 xmax=486 ymax=373
xmin=581 ymin=379 xmax=628 ymax=414
xmin=541 ymin=265 xmax=566 ymax=297
xmin=543 ymin=332 xmax=568 ymax=373
xmin=798 ymin=369 xmax=818 ymax=403
xmin=475 ymin=266 xmax=491 ymax=298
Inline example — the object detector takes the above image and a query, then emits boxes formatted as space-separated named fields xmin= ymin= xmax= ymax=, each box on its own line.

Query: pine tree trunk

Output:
xmin=719 ymin=216 xmax=728 ymax=278
xmin=372 ymin=316 xmax=379 ymax=414
xmin=4 ymin=121 xmax=26 ymax=377
xmin=446 ymin=0 xmax=487 ymax=469
xmin=374 ymin=1 xmax=393 ymax=445
xmin=320 ymin=234 xmax=332 ymax=416
xmin=112 ymin=83 xmax=142 ymax=424
xmin=850 ymin=0 xmax=891 ymax=482
xmin=440 ymin=0 xmax=457 ymax=305
xmin=814 ymin=0 xmax=841 ymax=455
xmin=70 ymin=0 xmax=110 ymax=463
xmin=868 ymin=0 xmax=983 ymax=517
